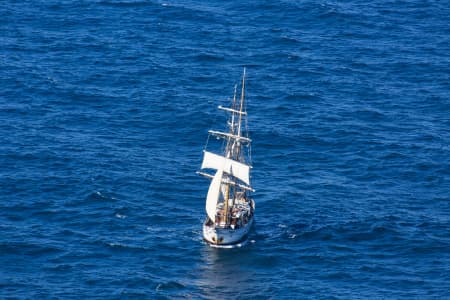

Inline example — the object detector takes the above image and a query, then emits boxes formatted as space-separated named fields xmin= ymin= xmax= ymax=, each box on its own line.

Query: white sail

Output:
xmin=201 ymin=151 xmax=250 ymax=185
xmin=206 ymin=169 xmax=223 ymax=221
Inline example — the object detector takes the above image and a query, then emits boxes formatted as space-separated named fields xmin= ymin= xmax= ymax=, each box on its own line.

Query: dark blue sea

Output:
xmin=1 ymin=0 xmax=449 ymax=298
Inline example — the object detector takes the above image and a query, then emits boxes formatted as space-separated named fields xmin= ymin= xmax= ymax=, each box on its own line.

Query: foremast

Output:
xmin=199 ymin=69 xmax=252 ymax=225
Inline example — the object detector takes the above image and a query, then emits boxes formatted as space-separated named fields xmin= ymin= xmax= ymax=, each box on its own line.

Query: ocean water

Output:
xmin=1 ymin=0 xmax=449 ymax=298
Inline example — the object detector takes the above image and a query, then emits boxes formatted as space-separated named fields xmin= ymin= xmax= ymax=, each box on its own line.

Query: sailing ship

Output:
xmin=197 ymin=69 xmax=255 ymax=247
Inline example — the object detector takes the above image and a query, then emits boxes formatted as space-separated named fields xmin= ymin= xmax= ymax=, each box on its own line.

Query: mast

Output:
xmin=230 ymin=69 xmax=246 ymax=209
xmin=237 ymin=68 xmax=246 ymax=140
xmin=223 ymin=84 xmax=238 ymax=225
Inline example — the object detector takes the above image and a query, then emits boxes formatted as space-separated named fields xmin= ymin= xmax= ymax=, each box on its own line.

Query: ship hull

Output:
xmin=203 ymin=216 xmax=253 ymax=246
xmin=203 ymin=199 xmax=255 ymax=247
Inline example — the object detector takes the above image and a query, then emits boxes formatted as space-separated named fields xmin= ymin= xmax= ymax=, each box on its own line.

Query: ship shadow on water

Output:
xmin=193 ymin=223 xmax=270 ymax=299
xmin=196 ymin=244 xmax=256 ymax=299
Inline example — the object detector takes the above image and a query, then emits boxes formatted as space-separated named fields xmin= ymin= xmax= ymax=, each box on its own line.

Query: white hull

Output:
xmin=203 ymin=216 xmax=253 ymax=246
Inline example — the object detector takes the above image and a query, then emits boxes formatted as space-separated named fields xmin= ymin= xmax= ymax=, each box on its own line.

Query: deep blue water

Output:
xmin=1 ymin=0 xmax=449 ymax=298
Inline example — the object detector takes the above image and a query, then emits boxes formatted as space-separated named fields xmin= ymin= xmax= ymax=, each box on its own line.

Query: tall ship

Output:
xmin=198 ymin=69 xmax=255 ymax=247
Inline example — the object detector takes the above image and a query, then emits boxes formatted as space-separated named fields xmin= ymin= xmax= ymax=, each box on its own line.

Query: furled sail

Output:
xmin=201 ymin=151 xmax=250 ymax=185
xmin=206 ymin=169 xmax=223 ymax=221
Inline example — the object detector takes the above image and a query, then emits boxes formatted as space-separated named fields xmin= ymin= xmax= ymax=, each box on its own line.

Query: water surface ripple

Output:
xmin=1 ymin=0 xmax=449 ymax=298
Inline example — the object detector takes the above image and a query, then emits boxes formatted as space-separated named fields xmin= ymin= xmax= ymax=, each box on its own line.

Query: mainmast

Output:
xmin=229 ymin=69 xmax=247 ymax=212
xmin=222 ymin=85 xmax=237 ymax=224
xmin=237 ymin=68 xmax=246 ymax=140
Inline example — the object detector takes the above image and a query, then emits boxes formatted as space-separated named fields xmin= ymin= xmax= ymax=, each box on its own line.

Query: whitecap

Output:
xmin=115 ymin=213 xmax=127 ymax=219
